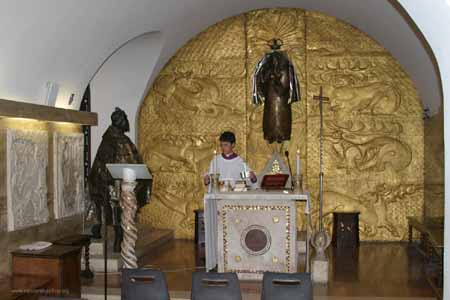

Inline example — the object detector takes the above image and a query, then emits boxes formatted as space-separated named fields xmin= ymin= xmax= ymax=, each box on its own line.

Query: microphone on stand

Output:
xmin=285 ymin=151 xmax=295 ymax=191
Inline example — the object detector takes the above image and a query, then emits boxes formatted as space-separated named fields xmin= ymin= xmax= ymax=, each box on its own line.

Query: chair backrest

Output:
xmin=191 ymin=272 xmax=241 ymax=300
xmin=261 ymin=272 xmax=312 ymax=300
xmin=121 ymin=268 xmax=170 ymax=300
xmin=38 ymin=297 xmax=86 ymax=300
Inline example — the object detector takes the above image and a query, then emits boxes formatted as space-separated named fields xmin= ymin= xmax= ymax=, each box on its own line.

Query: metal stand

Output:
xmin=81 ymin=239 xmax=94 ymax=279
xmin=81 ymin=185 xmax=95 ymax=279
xmin=311 ymin=87 xmax=332 ymax=283
xmin=102 ymin=206 xmax=108 ymax=300
xmin=102 ymin=182 xmax=121 ymax=300
xmin=313 ymin=86 xmax=330 ymax=231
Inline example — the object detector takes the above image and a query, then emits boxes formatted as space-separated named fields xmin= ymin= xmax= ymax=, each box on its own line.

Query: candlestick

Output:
xmin=295 ymin=174 xmax=303 ymax=193
xmin=296 ymin=149 xmax=301 ymax=176
xmin=213 ymin=150 xmax=218 ymax=175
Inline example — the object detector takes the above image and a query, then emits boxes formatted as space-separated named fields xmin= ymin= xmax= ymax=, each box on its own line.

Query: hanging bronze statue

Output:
xmin=252 ymin=38 xmax=301 ymax=144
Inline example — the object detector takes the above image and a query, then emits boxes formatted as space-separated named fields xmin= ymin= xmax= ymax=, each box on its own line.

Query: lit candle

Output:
xmin=213 ymin=150 xmax=218 ymax=175
xmin=296 ymin=149 xmax=301 ymax=176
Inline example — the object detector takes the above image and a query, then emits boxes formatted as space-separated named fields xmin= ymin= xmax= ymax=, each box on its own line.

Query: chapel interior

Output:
xmin=0 ymin=1 xmax=447 ymax=300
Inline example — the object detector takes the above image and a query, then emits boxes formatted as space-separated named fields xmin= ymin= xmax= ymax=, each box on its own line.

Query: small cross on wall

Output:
xmin=313 ymin=86 xmax=330 ymax=105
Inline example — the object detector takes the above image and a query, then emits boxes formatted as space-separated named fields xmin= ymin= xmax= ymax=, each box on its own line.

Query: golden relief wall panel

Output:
xmin=138 ymin=15 xmax=248 ymax=237
xmin=304 ymin=11 xmax=423 ymax=240
xmin=138 ymin=9 xmax=424 ymax=240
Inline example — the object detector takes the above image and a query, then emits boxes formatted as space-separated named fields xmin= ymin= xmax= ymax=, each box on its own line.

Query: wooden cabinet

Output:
xmin=332 ymin=212 xmax=360 ymax=248
xmin=11 ymin=245 xmax=82 ymax=297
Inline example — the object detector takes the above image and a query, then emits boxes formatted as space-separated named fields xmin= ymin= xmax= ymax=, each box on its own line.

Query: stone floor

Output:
xmin=82 ymin=240 xmax=436 ymax=299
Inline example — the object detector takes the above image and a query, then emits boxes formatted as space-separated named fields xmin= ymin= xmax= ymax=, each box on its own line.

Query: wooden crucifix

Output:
xmin=313 ymin=86 xmax=330 ymax=231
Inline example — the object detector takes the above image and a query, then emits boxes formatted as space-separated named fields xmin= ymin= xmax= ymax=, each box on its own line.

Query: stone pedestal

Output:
xmin=312 ymin=258 xmax=329 ymax=283
xmin=310 ymin=230 xmax=331 ymax=283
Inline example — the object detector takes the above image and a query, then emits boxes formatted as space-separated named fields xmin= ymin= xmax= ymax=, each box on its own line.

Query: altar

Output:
xmin=204 ymin=190 xmax=310 ymax=280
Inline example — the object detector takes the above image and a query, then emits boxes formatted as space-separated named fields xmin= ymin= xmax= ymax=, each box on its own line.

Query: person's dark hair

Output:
xmin=219 ymin=131 xmax=236 ymax=144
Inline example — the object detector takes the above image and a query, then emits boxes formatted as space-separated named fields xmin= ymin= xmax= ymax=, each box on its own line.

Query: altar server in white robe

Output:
xmin=204 ymin=131 xmax=257 ymax=187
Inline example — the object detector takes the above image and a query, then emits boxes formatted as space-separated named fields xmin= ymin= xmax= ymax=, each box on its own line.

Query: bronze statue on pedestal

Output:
xmin=252 ymin=38 xmax=301 ymax=144
xmin=88 ymin=107 xmax=152 ymax=252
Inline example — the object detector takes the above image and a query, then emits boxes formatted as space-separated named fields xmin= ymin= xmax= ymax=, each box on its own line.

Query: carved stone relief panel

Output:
xmin=6 ymin=129 xmax=49 ymax=231
xmin=53 ymin=132 xmax=84 ymax=219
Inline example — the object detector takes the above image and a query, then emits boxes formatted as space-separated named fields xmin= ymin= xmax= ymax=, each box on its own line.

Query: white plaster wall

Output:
xmin=396 ymin=1 xmax=450 ymax=297
xmin=90 ymin=32 xmax=163 ymax=157
xmin=0 ymin=0 xmax=161 ymax=109
xmin=0 ymin=0 xmax=441 ymax=115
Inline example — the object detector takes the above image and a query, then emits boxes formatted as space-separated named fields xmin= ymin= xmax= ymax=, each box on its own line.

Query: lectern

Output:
xmin=101 ymin=164 xmax=151 ymax=300
xmin=106 ymin=163 xmax=152 ymax=269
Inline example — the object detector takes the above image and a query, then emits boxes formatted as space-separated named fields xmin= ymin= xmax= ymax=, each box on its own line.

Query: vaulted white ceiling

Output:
xmin=0 ymin=0 xmax=441 ymax=114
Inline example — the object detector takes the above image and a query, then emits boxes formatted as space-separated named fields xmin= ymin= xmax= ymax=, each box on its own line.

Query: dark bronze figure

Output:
xmin=89 ymin=107 xmax=152 ymax=252
xmin=252 ymin=39 xmax=301 ymax=143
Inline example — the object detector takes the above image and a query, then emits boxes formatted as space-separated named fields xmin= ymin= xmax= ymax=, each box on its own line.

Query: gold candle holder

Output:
xmin=295 ymin=174 xmax=303 ymax=193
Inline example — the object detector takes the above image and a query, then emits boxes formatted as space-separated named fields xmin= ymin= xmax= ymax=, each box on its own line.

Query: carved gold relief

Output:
xmin=305 ymin=183 xmax=423 ymax=240
xmin=322 ymin=119 xmax=412 ymax=174
xmin=138 ymin=8 xmax=424 ymax=241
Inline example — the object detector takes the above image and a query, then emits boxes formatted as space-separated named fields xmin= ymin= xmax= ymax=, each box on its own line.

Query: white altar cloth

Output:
xmin=204 ymin=190 xmax=310 ymax=276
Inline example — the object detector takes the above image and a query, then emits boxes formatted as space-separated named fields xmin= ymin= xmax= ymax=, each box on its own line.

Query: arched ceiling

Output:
xmin=0 ymin=0 xmax=441 ymax=114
